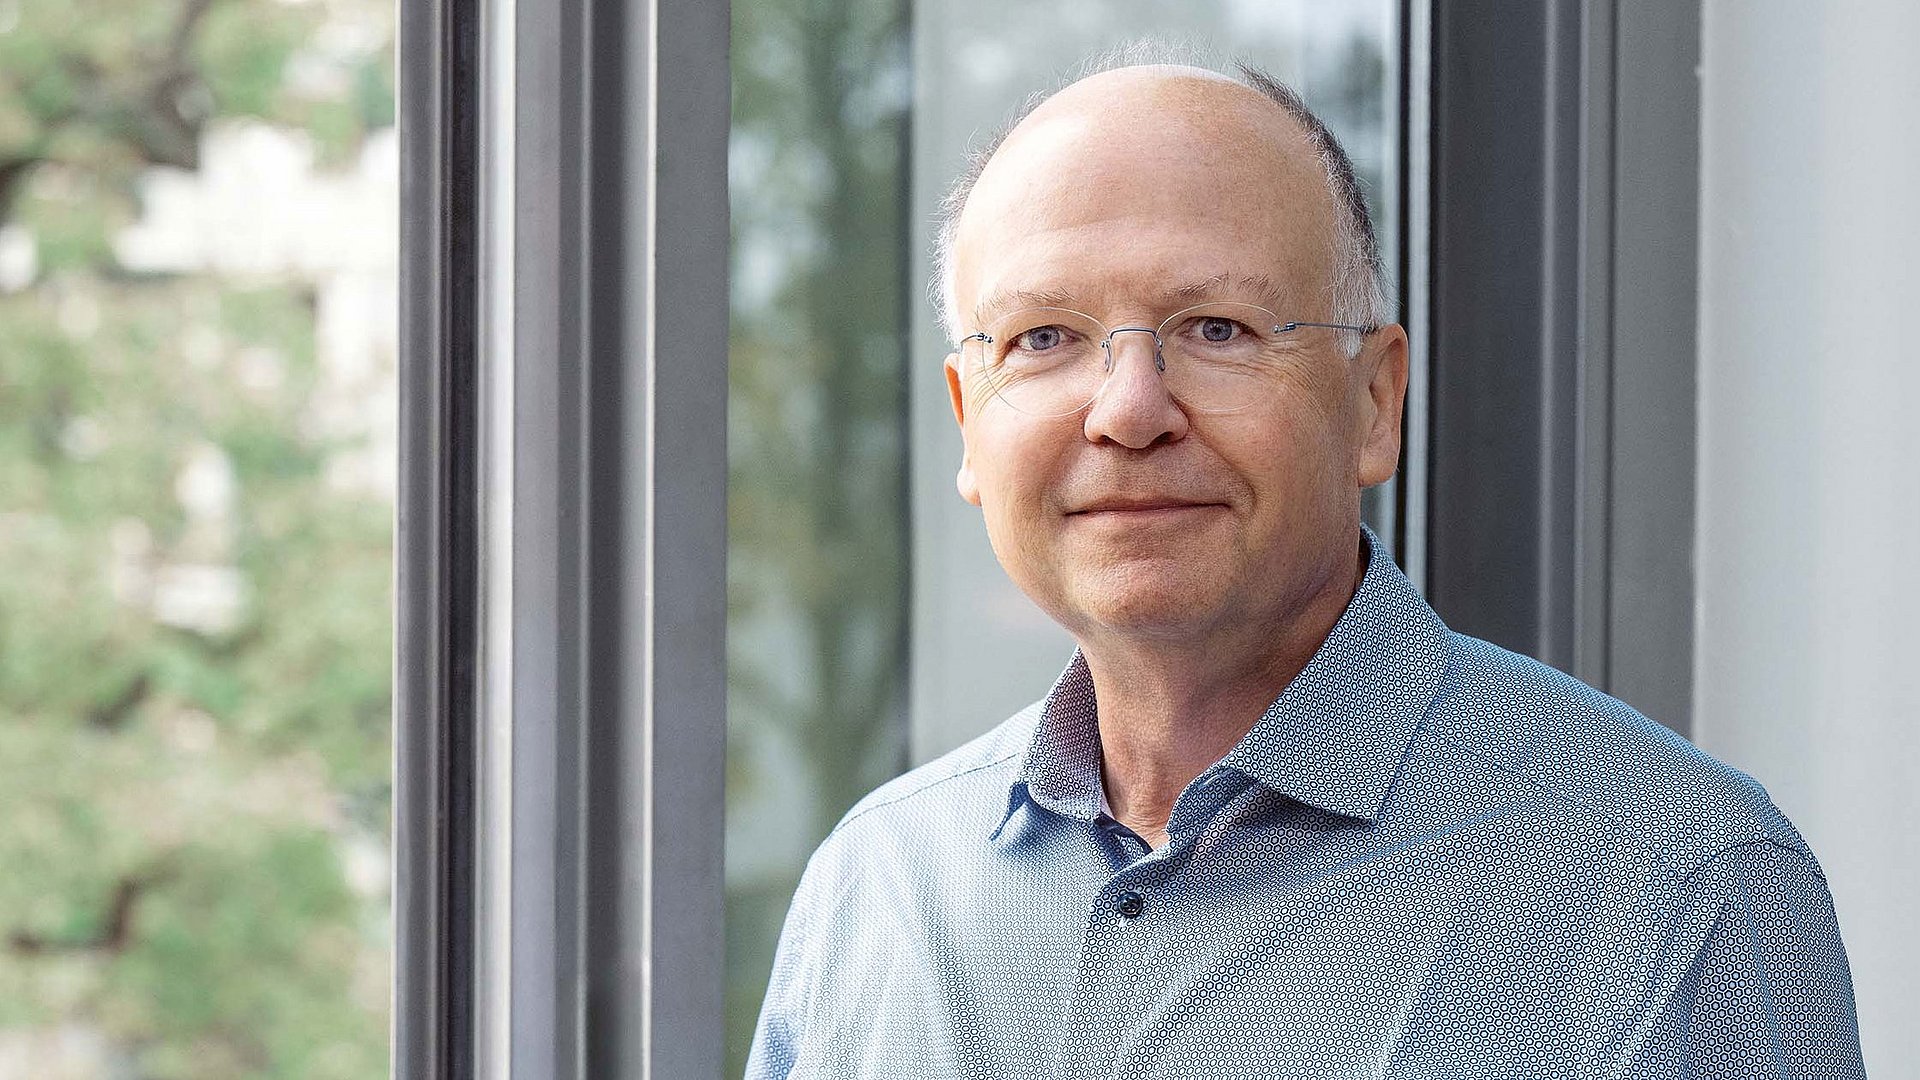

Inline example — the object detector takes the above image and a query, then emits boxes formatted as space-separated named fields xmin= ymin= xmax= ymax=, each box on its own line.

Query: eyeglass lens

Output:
xmin=961 ymin=302 xmax=1300 ymax=416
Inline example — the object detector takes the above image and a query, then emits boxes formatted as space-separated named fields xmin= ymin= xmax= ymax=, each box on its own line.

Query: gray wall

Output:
xmin=1695 ymin=3 xmax=1920 ymax=1071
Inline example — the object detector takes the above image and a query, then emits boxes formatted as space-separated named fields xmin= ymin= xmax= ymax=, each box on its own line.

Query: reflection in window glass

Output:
xmin=727 ymin=2 xmax=1402 ymax=1073
xmin=0 ymin=1 xmax=396 ymax=1076
xmin=908 ymin=0 xmax=1403 ymax=760
xmin=726 ymin=0 xmax=912 ymax=1074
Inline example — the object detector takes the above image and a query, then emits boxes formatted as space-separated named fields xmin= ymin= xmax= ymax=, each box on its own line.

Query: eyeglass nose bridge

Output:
xmin=1099 ymin=325 xmax=1167 ymax=373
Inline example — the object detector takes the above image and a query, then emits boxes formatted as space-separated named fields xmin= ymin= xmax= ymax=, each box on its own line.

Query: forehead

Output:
xmin=974 ymin=272 xmax=1296 ymax=328
xmin=953 ymin=72 xmax=1337 ymax=321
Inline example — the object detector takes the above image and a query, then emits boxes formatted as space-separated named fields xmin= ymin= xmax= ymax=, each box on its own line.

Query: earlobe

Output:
xmin=945 ymin=353 xmax=983 ymax=506
xmin=956 ymin=460 xmax=981 ymax=506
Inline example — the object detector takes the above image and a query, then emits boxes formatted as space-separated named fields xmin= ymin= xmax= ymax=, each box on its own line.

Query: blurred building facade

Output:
xmin=0 ymin=0 xmax=397 ymax=1074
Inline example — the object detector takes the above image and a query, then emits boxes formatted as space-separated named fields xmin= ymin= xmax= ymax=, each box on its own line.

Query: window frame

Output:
xmin=1423 ymin=0 xmax=1700 ymax=730
xmin=396 ymin=0 xmax=730 ymax=1074
xmin=399 ymin=0 xmax=1707 ymax=1072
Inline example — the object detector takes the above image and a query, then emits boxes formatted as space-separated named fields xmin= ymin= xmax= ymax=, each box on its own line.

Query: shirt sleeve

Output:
xmin=744 ymin=835 xmax=846 ymax=1080
xmin=743 ymin=875 xmax=814 ymax=1080
xmin=1636 ymin=839 xmax=1867 ymax=1078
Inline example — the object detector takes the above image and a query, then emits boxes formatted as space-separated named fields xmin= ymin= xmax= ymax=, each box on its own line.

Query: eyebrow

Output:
xmin=970 ymin=274 xmax=1297 ymax=329
xmin=1166 ymin=273 xmax=1292 ymax=310
xmin=971 ymin=287 xmax=1083 ymax=326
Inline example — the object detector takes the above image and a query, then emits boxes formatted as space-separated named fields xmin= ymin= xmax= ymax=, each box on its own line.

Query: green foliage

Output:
xmin=0 ymin=0 xmax=394 ymax=1074
xmin=195 ymin=1 xmax=319 ymax=120
xmin=725 ymin=0 xmax=913 ymax=1073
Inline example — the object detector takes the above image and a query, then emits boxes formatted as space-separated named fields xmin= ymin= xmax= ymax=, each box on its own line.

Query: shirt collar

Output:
xmin=989 ymin=523 xmax=1450 ymax=840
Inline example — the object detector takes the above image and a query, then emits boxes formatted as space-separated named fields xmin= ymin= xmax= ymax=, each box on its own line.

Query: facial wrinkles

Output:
xmin=954 ymin=78 xmax=1337 ymax=332
xmin=953 ymin=71 xmax=1360 ymax=552
xmin=973 ymin=260 xmax=1315 ymax=332
xmin=1052 ymin=458 xmax=1245 ymax=517
xmin=961 ymin=237 xmax=1334 ymax=356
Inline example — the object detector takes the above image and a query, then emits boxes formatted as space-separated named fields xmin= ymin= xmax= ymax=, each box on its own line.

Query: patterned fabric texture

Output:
xmin=745 ymin=525 xmax=1866 ymax=1079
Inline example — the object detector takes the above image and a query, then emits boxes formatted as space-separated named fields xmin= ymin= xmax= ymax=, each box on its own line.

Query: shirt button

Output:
xmin=1116 ymin=890 xmax=1145 ymax=918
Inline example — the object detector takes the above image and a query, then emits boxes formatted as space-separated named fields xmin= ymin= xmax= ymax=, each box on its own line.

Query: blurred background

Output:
xmin=726 ymin=2 xmax=1403 ymax=1074
xmin=0 ymin=0 xmax=396 ymax=1076
xmin=3 ymin=0 xmax=1916 ymax=1078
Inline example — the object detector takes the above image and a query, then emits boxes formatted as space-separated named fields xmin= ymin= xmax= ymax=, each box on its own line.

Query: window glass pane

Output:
xmin=726 ymin=3 xmax=1402 ymax=1073
xmin=0 ymin=1 xmax=396 ymax=1075
xmin=907 ymin=0 xmax=1404 ymax=759
xmin=727 ymin=0 xmax=912 ymax=1074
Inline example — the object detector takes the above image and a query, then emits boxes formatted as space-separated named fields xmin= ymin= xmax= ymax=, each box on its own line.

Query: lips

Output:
xmin=1067 ymin=497 xmax=1225 ymax=515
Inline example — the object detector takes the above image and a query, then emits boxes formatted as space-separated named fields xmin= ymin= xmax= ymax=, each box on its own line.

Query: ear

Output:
xmin=1355 ymin=325 xmax=1409 ymax=488
xmin=945 ymin=353 xmax=982 ymax=506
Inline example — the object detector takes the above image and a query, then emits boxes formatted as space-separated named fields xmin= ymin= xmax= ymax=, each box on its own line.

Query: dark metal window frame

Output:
xmin=1424 ymin=0 xmax=1699 ymax=732
xmin=397 ymin=0 xmax=1706 ymax=1071
xmin=395 ymin=0 xmax=479 ymax=1071
xmin=397 ymin=0 xmax=730 ymax=1075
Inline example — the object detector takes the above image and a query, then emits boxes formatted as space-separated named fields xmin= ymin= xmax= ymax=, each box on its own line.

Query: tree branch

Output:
xmin=8 ymin=859 xmax=178 ymax=956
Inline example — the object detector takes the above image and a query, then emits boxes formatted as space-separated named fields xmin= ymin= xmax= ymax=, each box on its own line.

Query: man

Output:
xmin=746 ymin=58 xmax=1865 ymax=1079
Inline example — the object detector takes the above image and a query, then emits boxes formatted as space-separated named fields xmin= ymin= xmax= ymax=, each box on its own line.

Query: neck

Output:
xmin=1084 ymin=538 xmax=1367 ymax=843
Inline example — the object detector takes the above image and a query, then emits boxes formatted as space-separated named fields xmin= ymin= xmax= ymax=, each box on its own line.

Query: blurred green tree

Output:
xmin=0 ymin=0 xmax=396 ymax=1076
xmin=725 ymin=0 xmax=912 ymax=1072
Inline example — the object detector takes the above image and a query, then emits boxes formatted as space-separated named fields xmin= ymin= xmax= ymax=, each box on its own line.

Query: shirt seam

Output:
xmin=1673 ymin=835 xmax=1819 ymax=888
xmin=827 ymin=750 xmax=1024 ymax=840
xmin=1413 ymin=712 xmax=1796 ymax=866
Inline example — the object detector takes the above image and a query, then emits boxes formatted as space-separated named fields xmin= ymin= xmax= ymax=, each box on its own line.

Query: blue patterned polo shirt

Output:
xmin=745 ymin=525 xmax=1866 ymax=1078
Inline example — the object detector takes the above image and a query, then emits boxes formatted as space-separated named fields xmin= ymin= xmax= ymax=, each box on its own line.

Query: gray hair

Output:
xmin=931 ymin=42 xmax=1394 ymax=358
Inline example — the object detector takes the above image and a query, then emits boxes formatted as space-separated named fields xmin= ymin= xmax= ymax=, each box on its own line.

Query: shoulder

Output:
xmin=1427 ymin=631 xmax=1811 ymax=876
xmin=807 ymin=701 xmax=1038 ymax=859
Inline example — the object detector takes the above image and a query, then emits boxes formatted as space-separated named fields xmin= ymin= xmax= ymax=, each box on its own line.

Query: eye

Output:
xmin=1197 ymin=316 xmax=1241 ymax=343
xmin=1015 ymin=325 xmax=1068 ymax=351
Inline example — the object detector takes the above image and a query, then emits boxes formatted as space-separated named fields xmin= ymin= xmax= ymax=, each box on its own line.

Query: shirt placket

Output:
xmin=1042 ymin=775 xmax=1246 ymax=1080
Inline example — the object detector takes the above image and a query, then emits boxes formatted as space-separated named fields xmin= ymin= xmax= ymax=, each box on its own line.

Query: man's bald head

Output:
xmin=933 ymin=54 xmax=1390 ymax=353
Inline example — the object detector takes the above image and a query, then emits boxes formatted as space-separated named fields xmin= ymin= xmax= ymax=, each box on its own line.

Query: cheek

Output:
xmin=966 ymin=417 xmax=1064 ymax=524
xmin=1270 ymin=358 xmax=1354 ymax=424
xmin=1270 ymin=368 xmax=1361 ymax=470
xmin=968 ymin=426 xmax=1074 ymax=600
xmin=1215 ymin=379 xmax=1347 ymax=459
xmin=1202 ymin=391 xmax=1359 ymax=514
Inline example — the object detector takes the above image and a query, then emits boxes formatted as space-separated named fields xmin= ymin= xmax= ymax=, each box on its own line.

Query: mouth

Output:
xmin=1066 ymin=499 xmax=1228 ymax=518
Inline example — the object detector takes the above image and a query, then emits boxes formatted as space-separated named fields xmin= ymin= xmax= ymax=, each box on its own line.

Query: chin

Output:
xmin=1064 ymin=564 xmax=1233 ymax=637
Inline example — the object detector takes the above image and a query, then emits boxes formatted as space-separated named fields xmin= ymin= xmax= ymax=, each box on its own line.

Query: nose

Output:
xmin=1083 ymin=327 xmax=1190 ymax=449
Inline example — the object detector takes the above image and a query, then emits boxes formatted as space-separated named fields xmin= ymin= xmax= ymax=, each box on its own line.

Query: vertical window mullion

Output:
xmin=398 ymin=0 xmax=729 ymax=1075
xmin=396 ymin=0 xmax=483 ymax=1073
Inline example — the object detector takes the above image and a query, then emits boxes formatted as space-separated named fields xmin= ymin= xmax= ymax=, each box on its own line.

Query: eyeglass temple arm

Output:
xmin=1277 ymin=320 xmax=1380 ymax=333
xmin=957 ymin=323 xmax=1379 ymax=346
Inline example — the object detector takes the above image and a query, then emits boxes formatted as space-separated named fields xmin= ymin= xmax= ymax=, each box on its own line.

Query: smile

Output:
xmin=1066 ymin=500 xmax=1227 ymax=520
